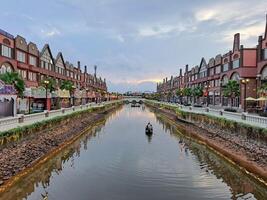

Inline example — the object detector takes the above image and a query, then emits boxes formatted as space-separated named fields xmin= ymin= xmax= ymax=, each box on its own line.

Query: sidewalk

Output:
xmin=150 ymin=101 xmax=267 ymax=129
xmin=0 ymin=101 xmax=120 ymax=133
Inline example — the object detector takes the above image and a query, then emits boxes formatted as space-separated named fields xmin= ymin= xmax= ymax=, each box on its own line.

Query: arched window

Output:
xmin=3 ymin=38 xmax=10 ymax=46
xmin=221 ymin=75 xmax=229 ymax=86
xmin=0 ymin=63 xmax=13 ymax=74
xmin=261 ymin=66 xmax=267 ymax=80
xmin=231 ymin=72 xmax=240 ymax=82
xmin=233 ymin=54 xmax=239 ymax=59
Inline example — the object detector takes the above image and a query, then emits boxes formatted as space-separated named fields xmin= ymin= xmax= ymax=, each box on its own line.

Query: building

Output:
xmin=0 ymin=29 xmax=107 ymax=116
xmin=157 ymin=14 xmax=267 ymax=111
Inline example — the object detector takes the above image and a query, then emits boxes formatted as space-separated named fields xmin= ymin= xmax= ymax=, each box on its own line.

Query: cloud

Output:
xmin=138 ymin=23 xmax=196 ymax=38
xmin=41 ymin=29 xmax=61 ymax=37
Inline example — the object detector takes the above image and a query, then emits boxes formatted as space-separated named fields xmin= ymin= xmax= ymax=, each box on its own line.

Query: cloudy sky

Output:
xmin=1 ymin=0 xmax=267 ymax=92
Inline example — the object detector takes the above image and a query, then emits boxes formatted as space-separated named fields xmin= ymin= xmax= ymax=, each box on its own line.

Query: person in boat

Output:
xmin=146 ymin=122 xmax=153 ymax=132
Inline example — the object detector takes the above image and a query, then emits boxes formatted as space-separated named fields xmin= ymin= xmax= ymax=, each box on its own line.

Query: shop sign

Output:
xmin=57 ymin=89 xmax=70 ymax=98
xmin=0 ymin=80 xmax=17 ymax=95
xmin=32 ymin=87 xmax=50 ymax=98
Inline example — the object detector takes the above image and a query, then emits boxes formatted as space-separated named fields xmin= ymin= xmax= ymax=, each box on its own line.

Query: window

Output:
xmin=0 ymin=63 xmax=12 ymax=74
xmin=18 ymin=69 xmax=27 ymax=79
xmin=215 ymin=65 xmax=221 ymax=74
xmin=2 ymin=45 xmax=12 ymax=58
xmin=28 ymin=72 xmax=37 ymax=81
xmin=232 ymin=59 xmax=240 ymax=69
xmin=223 ymin=63 xmax=229 ymax=72
xmin=29 ymin=56 xmax=37 ymax=66
xmin=264 ymin=48 xmax=267 ymax=60
xmin=209 ymin=68 xmax=214 ymax=76
xmin=17 ymin=51 xmax=26 ymax=63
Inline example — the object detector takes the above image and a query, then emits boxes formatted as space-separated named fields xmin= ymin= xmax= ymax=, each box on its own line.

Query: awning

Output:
xmin=56 ymin=89 xmax=70 ymax=98
xmin=257 ymin=96 xmax=267 ymax=101
xmin=245 ymin=97 xmax=257 ymax=101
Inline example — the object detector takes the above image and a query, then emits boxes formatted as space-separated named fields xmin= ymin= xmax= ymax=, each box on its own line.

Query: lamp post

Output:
xmin=71 ymin=85 xmax=76 ymax=106
xmin=241 ymin=78 xmax=250 ymax=112
xmin=44 ymin=80 xmax=50 ymax=110
xmin=204 ymin=85 xmax=211 ymax=107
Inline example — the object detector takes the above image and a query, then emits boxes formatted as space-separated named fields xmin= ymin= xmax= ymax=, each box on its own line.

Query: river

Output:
xmin=0 ymin=105 xmax=266 ymax=200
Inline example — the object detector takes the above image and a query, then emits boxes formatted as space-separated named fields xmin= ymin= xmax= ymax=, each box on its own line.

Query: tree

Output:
xmin=60 ymin=80 xmax=74 ymax=91
xmin=182 ymin=88 xmax=192 ymax=103
xmin=41 ymin=77 xmax=57 ymax=92
xmin=176 ymin=88 xmax=183 ymax=104
xmin=222 ymin=80 xmax=240 ymax=107
xmin=0 ymin=72 xmax=25 ymax=97
xmin=167 ymin=91 xmax=172 ymax=102
xmin=192 ymin=86 xmax=203 ymax=104
xmin=258 ymin=83 xmax=267 ymax=96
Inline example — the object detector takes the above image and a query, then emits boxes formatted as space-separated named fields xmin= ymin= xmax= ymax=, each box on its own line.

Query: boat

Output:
xmin=145 ymin=123 xmax=153 ymax=135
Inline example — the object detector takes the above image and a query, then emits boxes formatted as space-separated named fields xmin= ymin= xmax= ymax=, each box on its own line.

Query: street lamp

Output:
xmin=44 ymin=80 xmax=50 ymax=110
xmin=71 ymin=85 xmax=76 ymax=106
xmin=204 ymin=85 xmax=211 ymax=107
xmin=241 ymin=78 xmax=250 ymax=112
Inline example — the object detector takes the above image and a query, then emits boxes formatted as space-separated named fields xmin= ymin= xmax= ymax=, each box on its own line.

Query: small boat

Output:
xmin=145 ymin=123 xmax=153 ymax=135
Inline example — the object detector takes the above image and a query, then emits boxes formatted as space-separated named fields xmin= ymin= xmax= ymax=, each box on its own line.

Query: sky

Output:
xmin=1 ymin=0 xmax=267 ymax=92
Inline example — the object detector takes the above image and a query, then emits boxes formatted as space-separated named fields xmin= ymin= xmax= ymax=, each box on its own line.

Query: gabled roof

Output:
xmin=54 ymin=52 xmax=66 ymax=68
xmin=199 ymin=58 xmax=207 ymax=71
xmin=40 ymin=44 xmax=54 ymax=64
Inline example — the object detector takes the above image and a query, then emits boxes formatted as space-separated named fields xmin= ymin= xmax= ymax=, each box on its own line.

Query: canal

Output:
xmin=0 ymin=105 xmax=266 ymax=200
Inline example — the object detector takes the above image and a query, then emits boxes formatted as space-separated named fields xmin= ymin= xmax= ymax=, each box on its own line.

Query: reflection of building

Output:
xmin=157 ymin=14 xmax=267 ymax=110
xmin=0 ymin=29 xmax=108 ymax=113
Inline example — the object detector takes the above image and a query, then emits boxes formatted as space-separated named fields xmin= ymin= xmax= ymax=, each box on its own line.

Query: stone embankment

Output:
xmin=0 ymin=102 xmax=122 ymax=189
xmin=146 ymin=101 xmax=267 ymax=184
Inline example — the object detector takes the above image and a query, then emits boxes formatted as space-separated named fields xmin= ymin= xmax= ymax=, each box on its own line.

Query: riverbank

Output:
xmin=145 ymin=101 xmax=267 ymax=185
xmin=0 ymin=101 xmax=122 ymax=191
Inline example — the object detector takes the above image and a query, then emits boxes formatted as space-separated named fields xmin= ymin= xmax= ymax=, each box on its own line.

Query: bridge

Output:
xmin=123 ymin=96 xmax=145 ymax=104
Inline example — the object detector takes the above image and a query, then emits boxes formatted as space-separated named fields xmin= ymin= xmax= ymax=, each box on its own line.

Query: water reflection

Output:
xmin=0 ymin=105 xmax=266 ymax=200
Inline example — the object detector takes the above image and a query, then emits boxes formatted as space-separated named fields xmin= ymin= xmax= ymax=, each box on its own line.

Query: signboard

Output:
xmin=57 ymin=89 xmax=70 ymax=98
xmin=0 ymin=80 xmax=17 ymax=95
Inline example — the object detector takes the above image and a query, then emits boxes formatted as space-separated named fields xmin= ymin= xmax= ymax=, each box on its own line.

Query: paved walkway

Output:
xmin=148 ymin=100 xmax=267 ymax=129
xmin=0 ymin=101 xmax=120 ymax=133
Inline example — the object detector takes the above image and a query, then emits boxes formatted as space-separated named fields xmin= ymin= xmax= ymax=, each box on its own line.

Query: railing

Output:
xmin=147 ymin=100 xmax=267 ymax=128
xmin=0 ymin=100 xmax=122 ymax=132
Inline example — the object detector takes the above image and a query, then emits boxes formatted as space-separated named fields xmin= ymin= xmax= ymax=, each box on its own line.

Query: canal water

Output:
xmin=0 ymin=105 xmax=267 ymax=200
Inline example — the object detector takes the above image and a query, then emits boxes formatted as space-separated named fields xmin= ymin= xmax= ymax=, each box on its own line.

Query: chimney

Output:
xmin=265 ymin=14 xmax=267 ymax=39
xmin=233 ymin=33 xmax=240 ymax=51
xmin=84 ymin=65 xmax=87 ymax=73
xmin=77 ymin=61 xmax=80 ymax=70
xmin=94 ymin=65 xmax=97 ymax=77
xmin=179 ymin=69 xmax=182 ymax=76
xmin=185 ymin=64 xmax=188 ymax=73
xmin=104 ymin=78 xmax=106 ymax=83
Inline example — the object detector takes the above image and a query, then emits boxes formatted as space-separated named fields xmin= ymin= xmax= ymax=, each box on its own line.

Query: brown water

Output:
xmin=0 ymin=105 xmax=266 ymax=200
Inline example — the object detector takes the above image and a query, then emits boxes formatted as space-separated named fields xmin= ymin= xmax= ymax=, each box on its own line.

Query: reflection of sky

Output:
xmin=1 ymin=105 xmax=265 ymax=200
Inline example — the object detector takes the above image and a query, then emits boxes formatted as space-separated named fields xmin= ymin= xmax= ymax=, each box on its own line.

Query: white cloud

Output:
xmin=41 ymin=28 xmax=61 ymax=37
xmin=138 ymin=23 xmax=195 ymax=38
xmin=195 ymin=1 xmax=267 ymax=24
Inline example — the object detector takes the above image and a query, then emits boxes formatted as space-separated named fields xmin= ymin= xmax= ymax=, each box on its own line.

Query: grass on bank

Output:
xmin=0 ymin=101 xmax=122 ymax=140
xmin=146 ymin=100 xmax=267 ymax=137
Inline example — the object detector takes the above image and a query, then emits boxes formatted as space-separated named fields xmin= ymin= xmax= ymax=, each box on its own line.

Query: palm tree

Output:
xmin=222 ymin=80 xmax=240 ymax=108
xmin=41 ymin=77 xmax=57 ymax=92
xmin=192 ymin=86 xmax=203 ymax=104
xmin=60 ymin=80 xmax=74 ymax=91
xmin=0 ymin=72 xmax=25 ymax=97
